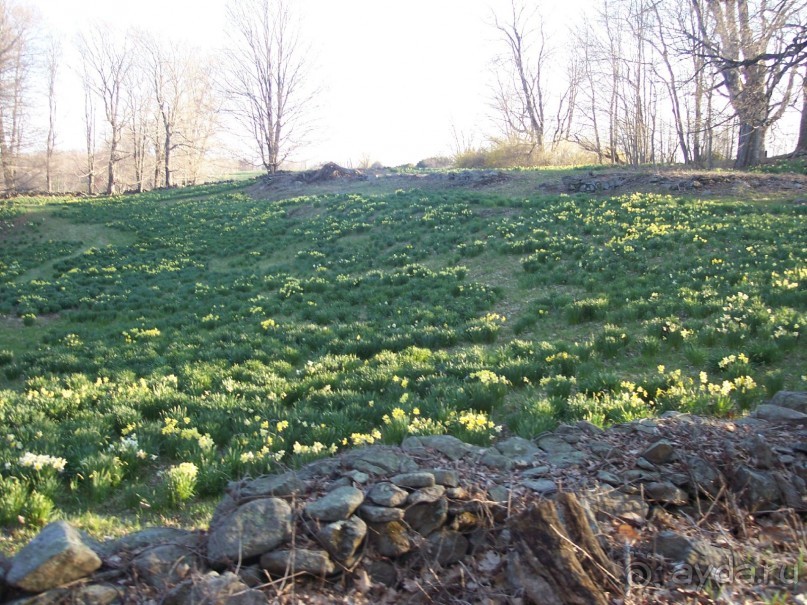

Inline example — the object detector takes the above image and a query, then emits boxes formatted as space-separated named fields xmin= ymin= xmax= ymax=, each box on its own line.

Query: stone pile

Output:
xmin=1 ymin=392 xmax=805 ymax=604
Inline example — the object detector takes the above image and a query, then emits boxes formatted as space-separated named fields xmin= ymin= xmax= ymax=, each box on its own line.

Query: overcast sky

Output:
xmin=29 ymin=0 xmax=578 ymax=167
xmin=27 ymin=0 xmax=800 ymax=166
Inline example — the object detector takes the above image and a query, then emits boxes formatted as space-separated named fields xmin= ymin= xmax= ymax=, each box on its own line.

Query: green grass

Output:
xmin=0 ymin=178 xmax=805 ymax=544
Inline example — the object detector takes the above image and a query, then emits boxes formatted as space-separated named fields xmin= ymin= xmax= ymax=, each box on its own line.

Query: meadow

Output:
xmin=0 ymin=176 xmax=805 ymax=542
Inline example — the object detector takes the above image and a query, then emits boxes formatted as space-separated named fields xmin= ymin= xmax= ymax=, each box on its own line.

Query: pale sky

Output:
xmin=30 ymin=0 xmax=798 ymax=166
xmin=29 ymin=0 xmax=574 ymax=167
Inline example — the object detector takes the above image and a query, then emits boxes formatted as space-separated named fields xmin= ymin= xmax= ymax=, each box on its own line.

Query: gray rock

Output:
xmin=237 ymin=565 xmax=264 ymax=588
xmin=596 ymin=471 xmax=622 ymax=486
xmin=16 ymin=584 xmax=122 ymax=605
xmin=68 ymin=584 xmax=121 ymax=605
xmin=404 ymin=435 xmax=479 ymax=460
xmin=103 ymin=527 xmax=198 ymax=556
xmin=7 ymin=521 xmax=102 ymax=592
xmin=773 ymin=471 xmax=806 ymax=509
xmin=644 ymin=481 xmax=689 ymax=506
xmin=588 ymin=441 xmax=617 ymax=458
xmin=405 ymin=497 xmax=448 ymax=536
xmin=479 ymin=449 xmax=514 ymax=470
xmin=575 ymin=420 xmax=604 ymax=434
xmin=316 ymin=516 xmax=367 ymax=564
xmin=260 ymin=549 xmax=334 ymax=577
xmin=305 ymin=486 xmax=365 ymax=522
xmin=390 ymin=472 xmax=435 ymax=488
xmin=446 ymin=486 xmax=470 ymax=499
xmin=636 ymin=457 xmax=658 ymax=471
xmin=770 ymin=391 xmax=807 ymax=413
xmin=231 ymin=471 xmax=304 ymax=500
xmin=624 ymin=469 xmax=661 ymax=483
xmin=746 ymin=434 xmax=777 ymax=469
xmin=367 ymin=560 xmax=398 ymax=586
xmin=537 ymin=434 xmax=577 ymax=455
xmin=343 ymin=446 xmax=418 ymax=474
xmin=488 ymin=486 xmax=510 ymax=503
xmin=653 ymin=531 xmax=732 ymax=570
xmin=731 ymin=465 xmax=781 ymax=511
xmin=427 ymin=469 xmax=460 ymax=487
xmin=342 ymin=470 xmax=370 ymax=484
xmin=546 ymin=450 xmax=589 ymax=468
xmin=754 ymin=404 xmax=807 ymax=423
xmin=132 ymin=544 xmax=199 ymax=590
xmin=641 ymin=439 xmax=674 ymax=464
xmin=686 ymin=456 xmax=724 ymax=498
xmin=369 ymin=521 xmax=412 ymax=557
xmin=631 ymin=420 xmax=660 ymax=436
xmin=586 ymin=488 xmax=649 ymax=524
xmin=359 ymin=504 xmax=405 ymax=523
xmin=407 ymin=485 xmax=446 ymax=505
xmin=523 ymin=479 xmax=558 ymax=495
xmin=426 ymin=530 xmax=469 ymax=566
xmin=207 ymin=498 xmax=292 ymax=566
xmin=522 ymin=466 xmax=551 ymax=479
xmin=495 ymin=436 xmax=539 ymax=458
xmin=366 ymin=482 xmax=408 ymax=507
xmin=176 ymin=571 xmax=267 ymax=605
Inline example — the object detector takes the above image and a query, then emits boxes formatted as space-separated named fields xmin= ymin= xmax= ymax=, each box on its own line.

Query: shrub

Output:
xmin=162 ymin=462 xmax=199 ymax=506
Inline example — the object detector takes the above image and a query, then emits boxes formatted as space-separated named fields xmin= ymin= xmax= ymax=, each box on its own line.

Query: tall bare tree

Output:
xmin=796 ymin=67 xmax=807 ymax=153
xmin=689 ymin=0 xmax=807 ymax=167
xmin=44 ymin=36 xmax=58 ymax=192
xmin=0 ymin=1 xmax=32 ymax=193
xmin=80 ymin=57 xmax=97 ymax=195
xmin=492 ymin=1 xmax=548 ymax=154
xmin=78 ymin=26 xmax=131 ymax=194
xmin=224 ymin=0 xmax=310 ymax=174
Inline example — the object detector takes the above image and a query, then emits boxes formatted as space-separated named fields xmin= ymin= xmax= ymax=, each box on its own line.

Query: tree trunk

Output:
xmin=106 ymin=134 xmax=117 ymax=194
xmin=507 ymin=493 xmax=621 ymax=605
xmin=0 ymin=113 xmax=15 ymax=193
xmin=734 ymin=122 xmax=766 ymax=169
xmin=164 ymin=129 xmax=171 ymax=188
xmin=795 ymin=71 xmax=807 ymax=153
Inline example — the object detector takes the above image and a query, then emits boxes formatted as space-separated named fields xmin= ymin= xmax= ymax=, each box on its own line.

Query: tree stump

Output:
xmin=507 ymin=492 xmax=621 ymax=605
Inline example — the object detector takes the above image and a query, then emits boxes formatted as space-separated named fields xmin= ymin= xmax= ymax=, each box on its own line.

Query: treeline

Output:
xmin=1 ymin=0 xmax=806 ymax=196
xmin=471 ymin=0 xmax=807 ymax=170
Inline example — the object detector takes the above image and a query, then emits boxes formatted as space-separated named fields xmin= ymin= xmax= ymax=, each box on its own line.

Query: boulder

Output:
xmin=230 ymin=471 xmax=304 ymax=500
xmin=366 ymin=482 xmax=408 ymax=507
xmin=390 ymin=472 xmax=435 ymax=489
xmin=132 ymin=543 xmax=199 ymax=590
xmin=207 ymin=498 xmax=292 ymax=566
xmin=167 ymin=571 xmax=267 ymax=605
xmin=426 ymin=530 xmax=469 ymax=566
xmin=304 ymin=486 xmax=365 ymax=522
xmin=368 ymin=521 xmax=412 ymax=557
xmin=316 ymin=516 xmax=367 ymax=564
xmin=641 ymin=439 xmax=675 ymax=465
xmin=260 ymin=549 xmax=334 ymax=577
xmin=7 ymin=521 xmax=102 ymax=593
xmin=731 ymin=466 xmax=781 ymax=512
xmin=770 ymin=391 xmax=807 ymax=413
xmin=754 ymin=404 xmax=807 ymax=423
xmin=405 ymin=497 xmax=448 ymax=536
xmin=359 ymin=504 xmax=405 ymax=523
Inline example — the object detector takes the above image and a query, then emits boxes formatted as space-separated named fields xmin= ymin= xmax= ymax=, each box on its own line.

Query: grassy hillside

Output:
xmin=0 ymin=178 xmax=805 ymax=542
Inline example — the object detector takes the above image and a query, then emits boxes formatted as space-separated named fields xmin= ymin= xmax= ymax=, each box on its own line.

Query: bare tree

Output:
xmin=80 ymin=57 xmax=97 ymax=195
xmin=0 ymin=1 xmax=33 ymax=193
xmin=689 ymin=0 xmax=807 ymax=167
xmin=224 ymin=0 xmax=311 ymax=174
xmin=492 ymin=1 xmax=548 ymax=155
xmin=77 ymin=26 xmax=131 ymax=194
xmin=796 ymin=67 xmax=807 ymax=153
xmin=44 ymin=36 xmax=58 ymax=192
